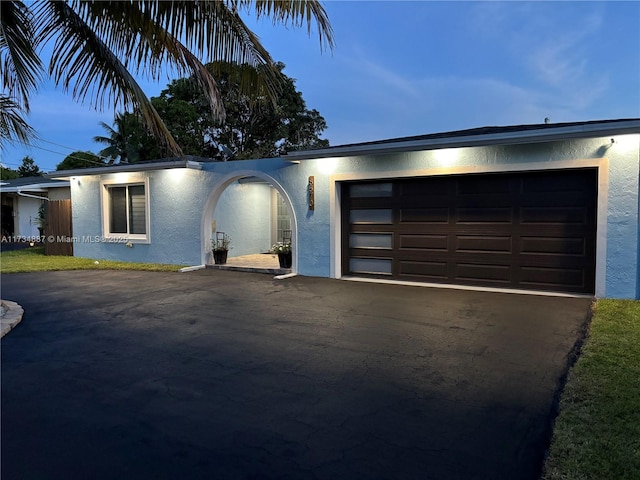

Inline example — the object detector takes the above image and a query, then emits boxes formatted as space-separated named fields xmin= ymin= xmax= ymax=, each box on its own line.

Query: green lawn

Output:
xmin=0 ymin=247 xmax=184 ymax=273
xmin=543 ymin=299 xmax=640 ymax=479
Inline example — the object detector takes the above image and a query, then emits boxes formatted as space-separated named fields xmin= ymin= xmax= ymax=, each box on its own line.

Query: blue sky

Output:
xmin=2 ymin=1 xmax=639 ymax=173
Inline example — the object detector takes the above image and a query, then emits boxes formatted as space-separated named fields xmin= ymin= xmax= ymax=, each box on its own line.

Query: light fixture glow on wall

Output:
xmin=317 ymin=157 xmax=338 ymax=175
xmin=434 ymin=148 xmax=459 ymax=167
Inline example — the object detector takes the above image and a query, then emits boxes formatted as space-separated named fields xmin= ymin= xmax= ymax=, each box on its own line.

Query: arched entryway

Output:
xmin=201 ymin=171 xmax=297 ymax=272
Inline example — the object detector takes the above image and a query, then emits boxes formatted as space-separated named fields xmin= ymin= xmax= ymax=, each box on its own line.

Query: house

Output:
xmin=48 ymin=119 xmax=640 ymax=299
xmin=0 ymin=177 xmax=71 ymax=241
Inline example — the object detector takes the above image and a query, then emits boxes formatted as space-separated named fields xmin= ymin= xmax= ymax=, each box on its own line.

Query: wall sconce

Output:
xmin=307 ymin=176 xmax=315 ymax=210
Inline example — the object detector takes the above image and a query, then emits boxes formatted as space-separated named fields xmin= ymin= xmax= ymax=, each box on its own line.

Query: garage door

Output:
xmin=341 ymin=168 xmax=597 ymax=294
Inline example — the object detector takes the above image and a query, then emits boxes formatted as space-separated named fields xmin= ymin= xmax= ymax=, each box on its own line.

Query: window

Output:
xmin=101 ymin=179 xmax=150 ymax=242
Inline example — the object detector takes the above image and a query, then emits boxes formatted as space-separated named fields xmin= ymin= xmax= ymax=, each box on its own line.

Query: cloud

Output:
xmin=342 ymin=49 xmax=420 ymax=98
xmin=528 ymin=15 xmax=603 ymax=88
xmin=467 ymin=3 xmax=606 ymax=89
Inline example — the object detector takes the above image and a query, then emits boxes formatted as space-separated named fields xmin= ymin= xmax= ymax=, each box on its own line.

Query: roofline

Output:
xmin=45 ymin=159 xmax=203 ymax=180
xmin=283 ymin=119 xmax=640 ymax=161
xmin=0 ymin=181 xmax=70 ymax=193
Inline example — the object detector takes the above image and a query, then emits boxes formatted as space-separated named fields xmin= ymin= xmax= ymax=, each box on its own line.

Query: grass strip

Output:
xmin=543 ymin=299 xmax=640 ymax=479
xmin=1 ymin=247 xmax=183 ymax=273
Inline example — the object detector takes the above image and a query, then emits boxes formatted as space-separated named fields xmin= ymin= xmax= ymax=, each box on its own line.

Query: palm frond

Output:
xmin=236 ymin=0 xmax=335 ymax=51
xmin=35 ymin=1 xmax=182 ymax=156
xmin=29 ymin=0 xmax=334 ymax=156
xmin=0 ymin=94 xmax=36 ymax=148
xmin=68 ymin=1 xmax=281 ymax=116
xmin=0 ymin=1 xmax=44 ymax=111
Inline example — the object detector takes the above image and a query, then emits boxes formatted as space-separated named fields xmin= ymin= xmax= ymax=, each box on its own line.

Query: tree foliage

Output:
xmin=1 ymin=165 xmax=20 ymax=179
xmin=148 ymin=62 xmax=329 ymax=160
xmin=17 ymin=155 xmax=42 ymax=177
xmin=56 ymin=150 xmax=104 ymax=170
xmin=0 ymin=1 xmax=334 ymax=154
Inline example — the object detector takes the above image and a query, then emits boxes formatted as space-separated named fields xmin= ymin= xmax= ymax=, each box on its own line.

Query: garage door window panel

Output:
xmin=349 ymin=257 xmax=392 ymax=275
xmin=350 ymin=209 xmax=393 ymax=224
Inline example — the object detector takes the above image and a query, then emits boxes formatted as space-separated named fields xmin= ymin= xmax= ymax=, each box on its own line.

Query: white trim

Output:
xmin=100 ymin=176 xmax=151 ymax=244
xmin=270 ymin=188 xmax=278 ymax=246
xmin=330 ymin=158 xmax=608 ymax=296
xmin=179 ymin=265 xmax=206 ymax=272
xmin=341 ymin=276 xmax=593 ymax=299
xmin=274 ymin=272 xmax=297 ymax=280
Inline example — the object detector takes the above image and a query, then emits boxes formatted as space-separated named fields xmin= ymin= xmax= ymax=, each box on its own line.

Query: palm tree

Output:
xmin=93 ymin=112 xmax=139 ymax=165
xmin=0 ymin=0 xmax=334 ymax=155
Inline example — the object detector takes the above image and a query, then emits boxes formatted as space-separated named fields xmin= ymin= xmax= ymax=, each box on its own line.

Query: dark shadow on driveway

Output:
xmin=1 ymin=270 xmax=592 ymax=480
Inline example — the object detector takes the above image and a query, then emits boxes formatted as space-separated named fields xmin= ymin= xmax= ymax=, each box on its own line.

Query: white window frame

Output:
xmin=100 ymin=177 xmax=151 ymax=243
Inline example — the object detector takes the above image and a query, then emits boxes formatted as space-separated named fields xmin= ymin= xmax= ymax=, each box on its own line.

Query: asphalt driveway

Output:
xmin=1 ymin=270 xmax=591 ymax=480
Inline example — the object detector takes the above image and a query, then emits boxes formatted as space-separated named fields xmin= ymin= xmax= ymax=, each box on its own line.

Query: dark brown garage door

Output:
xmin=342 ymin=168 xmax=597 ymax=294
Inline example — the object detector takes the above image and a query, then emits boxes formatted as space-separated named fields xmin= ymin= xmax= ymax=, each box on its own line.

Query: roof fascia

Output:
xmin=45 ymin=160 xmax=203 ymax=180
xmin=283 ymin=120 xmax=640 ymax=161
xmin=0 ymin=181 xmax=71 ymax=193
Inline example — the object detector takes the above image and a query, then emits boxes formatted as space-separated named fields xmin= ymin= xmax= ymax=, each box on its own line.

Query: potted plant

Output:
xmin=211 ymin=232 xmax=231 ymax=264
xmin=271 ymin=241 xmax=292 ymax=268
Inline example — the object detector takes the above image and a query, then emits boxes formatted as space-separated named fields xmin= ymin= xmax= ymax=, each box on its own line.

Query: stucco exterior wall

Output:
xmin=72 ymin=169 xmax=209 ymax=265
xmin=68 ymin=133 xmax=640 ymax=298
xmin=48 ymin=187 xmax=71 ymax=201
xmin=214 ymin=181 xmax=272 ymax=257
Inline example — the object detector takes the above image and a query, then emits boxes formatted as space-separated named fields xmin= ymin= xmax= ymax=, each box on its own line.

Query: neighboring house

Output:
xmin=0 ymin=177 xmax=71 ymax=239
xmin=48 ymin=119 xmax=640 ymax=299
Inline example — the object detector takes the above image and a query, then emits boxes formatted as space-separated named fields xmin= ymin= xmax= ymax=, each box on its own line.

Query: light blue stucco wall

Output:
xmin=214 ymin=181 xmax=272 ymax=257
xmin=69 ymin=134 xmax=640 ymax=298
xmin=72 ymin=169 xmax=209 ymax=265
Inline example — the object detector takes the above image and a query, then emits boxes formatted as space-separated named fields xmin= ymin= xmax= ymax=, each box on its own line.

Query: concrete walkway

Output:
xmin=208 ymin=253 xmax=291 ymax=275
xmin=1 ymin=270 xmax=592 ymax=480
xmin=0 ymin=299 xmax=23 ymax=338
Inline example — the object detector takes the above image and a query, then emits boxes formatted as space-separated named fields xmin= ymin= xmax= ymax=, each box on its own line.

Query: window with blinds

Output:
xmin=102 ymin=181 xmax=149 ymax=242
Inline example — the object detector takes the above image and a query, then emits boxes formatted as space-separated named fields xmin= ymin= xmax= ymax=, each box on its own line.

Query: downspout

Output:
xmin=16 ymin=190 xmax=49 ymax=201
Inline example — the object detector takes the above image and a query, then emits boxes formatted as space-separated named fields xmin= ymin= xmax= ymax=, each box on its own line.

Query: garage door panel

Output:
xmin=522 ymin=173 xmax=594 ymax=193
xmin=520 ymin=191 xmax=592 ymax=204
xmin=399 ymin=234 xmax=449 ymax=251
xmin=456 ymin=263 xmax=512 ymax=283
xmin=343 ymin=168 xmax=597 ymax=294
xmin=456 ymin=207 xmax=513 ymax=223
xmin=520 ymin=236 xmax=587 ymax=255
xmin=521 ymin=206 xmax=589 ymax=224
xmin=349 ymin=182 xmax=393 ymax=198
xmin=349 ymin=257 xmax=393 ymax=275
xmin=399 ymin=260 xmax=449 ymax=279
xmin=400 ymin=207 xmax=449 ymax=223
xmin=456 ymin=235 xmax=513 ymax=253
xmin=349 ymin=233 xmax=393 ymax=249
xmin=350 ymin=208 xmax=393 ymax=224
xmin=519 ymin=266 xmax=586 ymax=289
xmin=350 ymin=198 xmax=397 ymax=210
xmin=399 ymin=178 xmax=450 ymax=197
xmin=456 ymin=175 xmax=513 ymax=194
